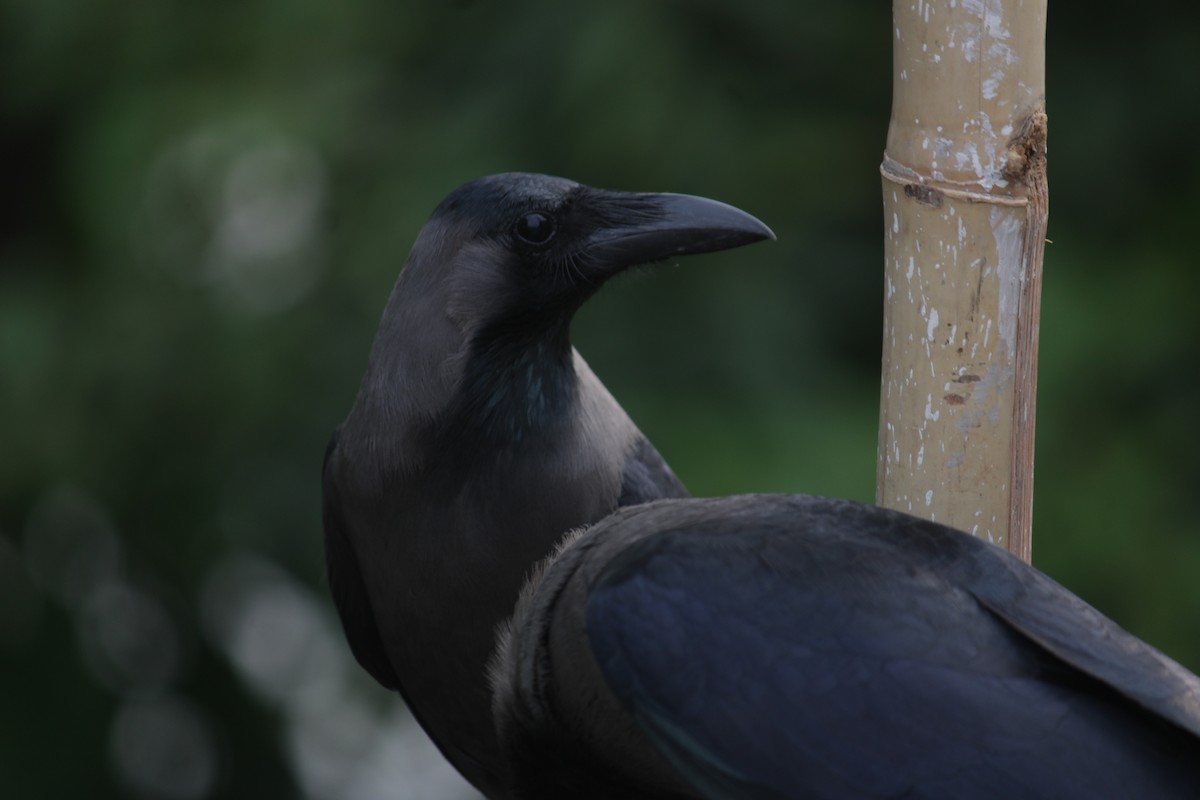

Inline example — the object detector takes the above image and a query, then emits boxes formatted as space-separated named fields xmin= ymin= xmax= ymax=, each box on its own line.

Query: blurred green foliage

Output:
xmin=2 ymin=1 xmax=1199 ymax=798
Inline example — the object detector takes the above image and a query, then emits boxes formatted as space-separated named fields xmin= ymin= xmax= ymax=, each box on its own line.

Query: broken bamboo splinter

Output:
xmin=877 ymin=0 xmax=1048 ymax=561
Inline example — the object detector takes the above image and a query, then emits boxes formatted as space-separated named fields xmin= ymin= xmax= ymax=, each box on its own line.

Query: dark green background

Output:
xmin=3 ymin=2 xmax=1198 ymax=798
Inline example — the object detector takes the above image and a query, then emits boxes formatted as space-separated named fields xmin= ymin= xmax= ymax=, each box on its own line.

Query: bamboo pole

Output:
xmin=877 ymin=0 xmax=1048 ymax=561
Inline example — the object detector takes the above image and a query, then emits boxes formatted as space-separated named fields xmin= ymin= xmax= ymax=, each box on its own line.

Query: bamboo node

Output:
xmin=880 ymin=157 xmax=1027 ymax=206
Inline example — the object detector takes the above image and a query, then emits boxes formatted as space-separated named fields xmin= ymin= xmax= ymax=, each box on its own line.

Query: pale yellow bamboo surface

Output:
xmin=878 ymin=0 xmax=1048 ymax=561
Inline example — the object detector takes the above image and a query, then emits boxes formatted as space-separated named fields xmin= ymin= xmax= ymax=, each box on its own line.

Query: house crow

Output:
xmin=321 ymin=173 xmax=774 ymax=796
xmin=492 ymin=494 xmax=1200 ymax=799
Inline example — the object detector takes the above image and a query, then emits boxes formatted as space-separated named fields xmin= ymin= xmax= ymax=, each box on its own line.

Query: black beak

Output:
xmin=583 ymin=192 xmax=775 ymax=274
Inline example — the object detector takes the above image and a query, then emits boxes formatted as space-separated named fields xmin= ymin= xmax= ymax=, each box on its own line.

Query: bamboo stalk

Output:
xmin=877 ymin=0 xmax=1048 ymax=561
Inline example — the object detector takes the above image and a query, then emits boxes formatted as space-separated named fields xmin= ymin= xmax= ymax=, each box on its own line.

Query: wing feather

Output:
xmin=582 ymin=496 xmax=1200 ymax=799
xmin=321 ymin=431 xmax=400 ymax=690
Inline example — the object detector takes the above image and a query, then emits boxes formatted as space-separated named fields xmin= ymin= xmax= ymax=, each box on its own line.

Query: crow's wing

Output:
xmin=321 ymin=430 xmax=400 ymax=690
xmin=583 ymin=495 xmax=1200 ymax=800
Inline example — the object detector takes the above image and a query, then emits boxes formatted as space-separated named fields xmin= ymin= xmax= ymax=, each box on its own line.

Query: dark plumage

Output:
xmin=326 ymin=172 xmax=1200 ymax=800
xmin=322 ymin=173 xmax=773 ymax=797
xmin=492 ymin=495 xmax=1200 ymax=799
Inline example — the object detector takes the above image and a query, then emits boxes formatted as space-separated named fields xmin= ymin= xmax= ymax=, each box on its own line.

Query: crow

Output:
xmin=322 ymin=173 xmax=774 ymax=796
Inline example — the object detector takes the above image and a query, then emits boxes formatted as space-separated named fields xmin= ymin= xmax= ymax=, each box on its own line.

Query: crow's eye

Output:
xmin=515 ymin=212 xmax=555 ymax=245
